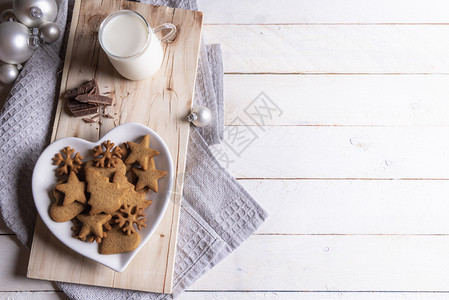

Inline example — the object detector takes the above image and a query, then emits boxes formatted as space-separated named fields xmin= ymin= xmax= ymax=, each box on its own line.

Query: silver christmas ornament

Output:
xmin=187 ymin=106 xmax=212 ymax=127
xmin=0 ymin=64 xmax=19 ymax=84
xmin=13 ymin=0 xmax=58 ymax=28
xmin=39 ymin=21 xmax=60 ymax=43
xmin=0 ymin=21 xmax=35 ymax=64
xmin=0 ymin=9 xmax=16 ymax=23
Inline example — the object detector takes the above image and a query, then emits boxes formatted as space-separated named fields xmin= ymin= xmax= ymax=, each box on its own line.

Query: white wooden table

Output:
xmin=3 ymin=0 xmax=449 ymax=299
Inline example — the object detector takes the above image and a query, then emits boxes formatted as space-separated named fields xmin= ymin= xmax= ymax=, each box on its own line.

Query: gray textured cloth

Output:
xmin=0 ymin=0 xmax=268 ymax=299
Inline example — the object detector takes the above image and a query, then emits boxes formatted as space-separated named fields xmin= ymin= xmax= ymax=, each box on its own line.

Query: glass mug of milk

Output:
xmin=99 ymin=10 xmax=176 ymax=81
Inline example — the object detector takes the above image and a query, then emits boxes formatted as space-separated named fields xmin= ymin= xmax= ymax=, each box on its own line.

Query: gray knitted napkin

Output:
xmin=0 ymin=0 xmax=268 ymax=299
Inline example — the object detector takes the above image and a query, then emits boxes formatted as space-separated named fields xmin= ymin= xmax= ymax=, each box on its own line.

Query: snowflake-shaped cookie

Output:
xmin=93 ymin=140 xmax=123 ymax=168
xmin=115 ymin=204 xmax=147 ymax=235
xmin=52 ymin=146 xmax=84 ymax=176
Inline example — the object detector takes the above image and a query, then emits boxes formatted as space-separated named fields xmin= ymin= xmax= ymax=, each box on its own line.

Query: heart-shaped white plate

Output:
xmin=32 ymin=123 xmax=173 ymax=272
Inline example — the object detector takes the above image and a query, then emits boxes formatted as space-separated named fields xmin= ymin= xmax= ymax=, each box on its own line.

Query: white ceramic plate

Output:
xmin=32 ymin=123 xmax=173 ymax=272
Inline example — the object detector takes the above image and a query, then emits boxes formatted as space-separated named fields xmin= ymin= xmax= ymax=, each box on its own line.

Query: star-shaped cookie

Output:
xmin=133 ymin=159 xmax=167 ymax=192
xmin=55 ymin=171 xmax=87 ymax=206
xmin=86 ymin=168 xmax=127 ymax=215
xmin=76 ymin=213 xmax=112 ymax=242
xmin=125 ymin=135 xmax=159 ymax=170
xmin=113 ymin=172 xmax=152 ymax=209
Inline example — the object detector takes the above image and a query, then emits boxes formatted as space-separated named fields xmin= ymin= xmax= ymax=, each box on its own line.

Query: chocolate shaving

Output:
xmin=65 ymin=79 xmax=97 ymax=99
xmin=75 ymin=94 xmax=113 ymax=106
xmin=82 ymin=118 xmax=97 ymax=123
xmin=103 ymin=113 xmax=114 ymax=119
xmin=91 ymin=113 xmax=101 ymax=120
xmin=88 ymin=87 xmax=95 ymax=95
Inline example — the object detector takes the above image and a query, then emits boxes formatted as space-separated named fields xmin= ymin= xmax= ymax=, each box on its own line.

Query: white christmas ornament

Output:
xmin=13 ymin=0 xmax=58 ymax=28
xmin=39 ymin=21 xmax=60 ymax=43
xmin=0 ymin=9 xmax=16 ymax=23
xmin=0 ymin=21 xmax=35 ymax=64
xmin=0 ymin=64 xmax=19 ymax=84
xmin=187 ymin=106 xmax=212 ymax=127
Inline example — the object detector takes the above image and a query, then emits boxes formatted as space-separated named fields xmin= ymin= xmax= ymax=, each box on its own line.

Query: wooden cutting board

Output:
xmin=26 ymin=0 xmax=202 ymax=293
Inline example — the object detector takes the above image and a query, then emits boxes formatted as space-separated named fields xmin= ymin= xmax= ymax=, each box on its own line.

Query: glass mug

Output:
xmin=98 ymin=10 xmax=176 ymax=81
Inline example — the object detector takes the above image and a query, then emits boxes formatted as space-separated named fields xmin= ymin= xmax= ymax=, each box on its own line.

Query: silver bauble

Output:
xmin=187 ymin=106 xmax=212 ymax=127
xmin=0 ymin=9 xmax=16 ymax=23
xmin=39 ymin=22 xmax=60 ymax=43
xmin=0 ymin=64 xmax=19 ymax=84
xmin=13 ymin=0 xmax=58 ymax=28
xmin=0 ymin=22 xmax=35 ymax=64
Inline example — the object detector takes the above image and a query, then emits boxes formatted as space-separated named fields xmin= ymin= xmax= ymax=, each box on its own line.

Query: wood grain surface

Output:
xmin=26 ymin=0 xmax=202 ymax=293
xmin=3 ymin=0 xmax=449 ymax=299
xmin=200 ymin=0 xmax=449 ymax=24
xmin=203 ymin=25 xmax=449 ymax=74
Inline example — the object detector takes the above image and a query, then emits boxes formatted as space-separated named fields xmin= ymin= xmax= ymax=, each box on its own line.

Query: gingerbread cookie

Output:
xmin=49 ymin=134 xmax=167 ymax=255
xmin=113 ymin=172 xmax=152 ymax=209
xmin=119 ymin=142 xmax=137 ymax=183
xmin=75 ymin=213 xmax=112 ymax=243
xmin=50 ymin=186 xmax=86 ymax=223
xmin=133 ymin=159 xmax=167 ymax=192
xmin=100 ymin=225 xmax=141 ymax=255
xmin=84 ymin=159 xmax=126 ymax=181
xmin=52 ymin=146 xmax=83 ymax=176
xmin=86 ymin=168 xmax=127 ymax=215
xmin=55 ymin=171 xmax=87 ymax=206
xmin=125 ymin=135 xmax=159 ymax=170
xmin=115 ymin=204 xmax=147 ymax=235
xmin=93 ymin=140 xmax=123 ymax=168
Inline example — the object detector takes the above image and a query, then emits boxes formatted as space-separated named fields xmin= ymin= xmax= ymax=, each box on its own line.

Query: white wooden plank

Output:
xmin=3 ymin=291 xmax=449 ymax=300
xmin=212 ymin=126 xmax=449 ymax=179
xmin=181 ymin=291 xmax=449 ymax=300
xmin=190 ymin=235 xmax=449 ymax=291
xmin=0 ymin=292 xmax=67 ymax=300
xmin=0 ymin=236 xmax=57 ymax=291
xmin=7 ymin=234 xmax=449 ymax=294
xmin=202 ymin=25 xmax=449 ymax=74
xmin=199 ymin=0 xmax=449 ymax=24
xmin=240 ymin=180 xmax=449 ymax=235
xmin=224 ymin=75 xmax=449 ymax=126
xmin=5 ymin=180 xmax=447 ymax=237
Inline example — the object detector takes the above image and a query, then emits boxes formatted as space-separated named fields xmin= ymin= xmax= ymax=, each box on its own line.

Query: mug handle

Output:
xmin=153 ymin=23 xmax=177 ymax=43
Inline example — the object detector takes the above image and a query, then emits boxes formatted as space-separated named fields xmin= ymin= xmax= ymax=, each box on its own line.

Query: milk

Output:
xmin=99 ymin=11 xmax=163 ymax=80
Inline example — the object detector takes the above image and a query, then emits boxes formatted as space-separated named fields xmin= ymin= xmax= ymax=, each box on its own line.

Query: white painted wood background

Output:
xmin=2 ymin=0 xmax=449 ymax=299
